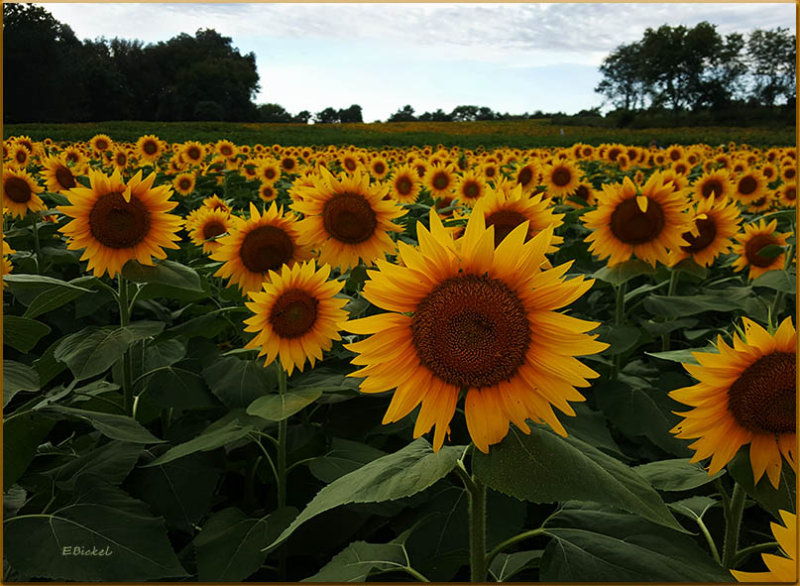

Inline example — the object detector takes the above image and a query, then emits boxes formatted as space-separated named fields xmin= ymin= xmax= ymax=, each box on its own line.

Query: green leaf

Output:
xmin=4 ymin=316 xmax=51 ymax=353
xmin=757 ymin=243 xmax=785 ymax=259
xmin=33 ymin=339 xmax=68 ymax=387
xmin=489 ymin=551 xmax=543 ymax=582
xmin=203 ymin=357 xmax=276 ymax=409
xmin=247 ymin=388 xmax=323 ymax=422
xmin=752 ymin=270 xmax=796 ymax=293
xmin=194 ymin=507 xmax=297 ymax=582
xmin=646 ymin=346 xmax=715 ymax=365
xmin=2 ymin=273 xmax=93 ymax=306
xmin=592 ymin=259 xmax=655 ymax=286
xmin=668 ymin=496 xmax=719 ymax=520
xmin=47 ymin=440 xmax=144 ymax=491
xmin=473 ymin=427 xmax=683 ymax=531
xmin=539 ymin=504 xmax=732 ymax=582
xmin=42 ymin=405 xmax=163 ymax=444
xmin=4 ymin=360 xmax=40 ymax=407
xmin=634 ymin=458 xmax=724 ymax=491
xmin=165 ymin=307 xmax=245 ymax=339
xmin=4 ymin=411 xmax=55 ymax=490
xmin=127 ymin=451 xmax=221 ymax=532
xmin=302 ymin=540 xmax=409 ymax=582
xmin=122 ymin=258 xmax=203 ymax=291
xmin=270 ymin=439 xmax=464 ymax=549
xmin=4 ymin=480 xmax=188 ymax=581
xmin=727 ymin=448 xmax=796 ymax=518
xmin=644 ymin=288 xmax=755 ymax=318
xmin=561 ymin=404 xmax=626 ymax=460
xmin=139 ymin=367 xmax=217 ymax=410
xmin=309 ymin=439 xmax=387 ymax=484
xmin=23 ymin=278 xmax=95 ymax=319
xmin=596 ymin=324 xmax=641 ymax=356
xmin=142 ymin=420 xmax=255 ymax=467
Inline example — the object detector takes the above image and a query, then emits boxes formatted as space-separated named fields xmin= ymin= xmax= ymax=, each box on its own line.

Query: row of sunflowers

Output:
xmin=2 ymin=133 xmax=796 ymax=582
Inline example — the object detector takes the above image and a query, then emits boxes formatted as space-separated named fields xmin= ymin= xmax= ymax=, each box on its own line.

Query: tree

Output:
xmin=747 ymin=27 xmax=796 ymax=106
xmin=314 ymin=107 xmax=340 ymax=124
xmin=293 ymin=110 xmax=312 ymax=124
xmin=418 ymin=109 xmax=452 ymax=122
xmin=595 ymin=42 xmax=647 ymax=111
xmin=258 ymin=103 xmax=294 ymax=122
xmin=338 ymin=104 xmax=363 ymax=123
xmin=387 ymin=105 xmax=417 ymax=122
xmin=450 ymin=105 xmax=481 ymax=122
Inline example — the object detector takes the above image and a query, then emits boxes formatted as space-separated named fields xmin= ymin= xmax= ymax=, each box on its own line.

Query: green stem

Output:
xmin=454 ymin=458 xmax=488 ymax=583
xmin=276 ymin=365 xmax=288 ymax=510
xmin=30 ymin=212 xmax=41 ymax=273
xmin=485 ymin=528 xmax=548 ymax=569
xmin=118 ymin=276 xmax=134 ymax=416
xmin=661 ymin=269 xmax=680 ymax=351
xmin=402 ymin=566 xmax=431 ymax=583
xmin=695 ymin=516 xmax=721 ymax=565
xmin=722 ymin=482 xmax=747 ymax=569
xmin=612 ymin=281 xmax=627 ymax=378
xmin=735 ymin=541 xmax=780 ymax=565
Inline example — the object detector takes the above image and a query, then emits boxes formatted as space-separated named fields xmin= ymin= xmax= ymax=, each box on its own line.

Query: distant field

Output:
xmin=4 ymin=119 xmax=795 ymax=148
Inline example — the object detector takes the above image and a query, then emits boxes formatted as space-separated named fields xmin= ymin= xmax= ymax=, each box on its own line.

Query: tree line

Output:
xmin=595 ymin=22 xmax=795 ymax=113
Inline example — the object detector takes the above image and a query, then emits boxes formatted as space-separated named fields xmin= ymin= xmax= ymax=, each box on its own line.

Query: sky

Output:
xmin=42 ymin=3 xmax=796 ymax=121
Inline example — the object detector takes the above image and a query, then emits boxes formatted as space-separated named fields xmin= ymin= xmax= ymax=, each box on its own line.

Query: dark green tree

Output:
xmin=338 ymin=104 xmax=363 ymax=123
xmin=314 ymin=107 xmax=340 ymax=124
xmin=258 ymin=103 xmax=294 ymax=122
xmin=388 ymin=105 xmax=417 ymax=122
xmin=747 ymin=27 xmax=796 ymax=105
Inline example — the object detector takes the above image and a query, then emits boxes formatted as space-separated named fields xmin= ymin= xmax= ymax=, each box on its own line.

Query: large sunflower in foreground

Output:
xmin=58 ymin=169 xmax=182 ymax=278
xmin=669 ymin=196 xmax=741 ymax=268
xmin=244 ymin=261 xmax=348 ymax=375
xmin=582 ymin=173 xmax=691 ymax=267
xmin=343 ymin=211 xmax=607 ymax=452
xmin=3 ymin=168 xmax=45 ymax=219
xmin=670 ymin=317 xmax=796 ymax=488
xmin=211 ymin=202 xmax=312 ymax=293
xmin=731 ymin=219 xmax=791 ymax=280
xmin=292 ymin=168 xmax=405 ymax=271
xmin=731 ymin=510 xmax=796 ymax=583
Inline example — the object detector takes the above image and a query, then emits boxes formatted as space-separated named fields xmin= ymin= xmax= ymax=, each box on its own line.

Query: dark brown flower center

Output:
xmin=143 ymin=141 xmax=157 ymax=155
xmin=462 ymin=180 xmax=481 ymax=200
xmin=744 ymin=233 xmax=780 ymax=268
xmin=552 ymin=167 xmax=572 ymax=187
xmin=373 ymin=162 xmax=386 ymax=175
xmin=202 ymin=220 xmax=226 ymax=240
xmin=728 ymin=352 xmax=795 ymax=434
xmin=239 ymin=225 xmax=295 ymax=273
xmin=282 ymin=158 xmax=295 ymax=171
xmin=785 ymin=168 xmax=796 ymax=180
xmin=15 ymin=150 xmax=27 ymax=164
xmin=432 ymin=171 xmax=451 ymax=191
xmin=322 ymin=192 xmax=377 ymax=244
xmin=608 ymin=148 xmax=621 ymax=162
xmin=265 ymin=168 xmax=277 ymax=180
xmin=701 ymin=179 xmax=723 ymax=198
xmin=220 ymin=145 xmax=233 ymax=156
xmin=5 ymin=177 xmax=32 ymax=203
xmin=396 ymin=176 xmax=414 ymax=196
xmin=89 ymin=191 xmax=151 ymax=249
xmin=609 ymin=197 xmax=665 ymax=245
xmin=95 ymin=139 xmax=108 ymax=151
xmin=344 ymin=158 xmax=357 ymax=172
xmin=738 ymin=176 xmax=758 ymax=196
xmin=411 ymin=275 xmax=530 ymax=389
xmin=517 ymin=167 xmax=534 ymax=187
xmin=485 ymin=166 xmax=497 ymax=178
xmin=116 ymin=154 xmax=127 ymax=166
xmin=785 ymin=187 xmax=796 ymax=201
xmin=485 ymin=209 xmax=529 ymax=246
xmin=681 ymin=217 xmax=717 ymax=253
xmin=187 ymin=146 xmax=201 ymax=161
xmin=573 ymin=184 xmax=590 ymax=202
xmin=55 ymin=165 xmax=76 ymax=189
xmin=179 ymin=179 xmax=192 ymax=191
xmin=269 ymin=288 xmax=318 ymax=339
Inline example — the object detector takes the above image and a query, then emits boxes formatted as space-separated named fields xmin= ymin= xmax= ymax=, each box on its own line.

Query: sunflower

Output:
xmin=89 ymin=134 xmax=113 ymax=155
xmin=542 ymin=160 xmax=581 ymax=199
xmin=731 ymin=219 xmax=790 ymax=280
xmin=136 ymin=135 xmax=163 ymax=163
xmin=780 ymin=164 xmax=796 ymax=183
xmin=58 ymin=169 xmax=182 ymax=278
xmin=258 ymin=159 xmax=282 ymax=184
xmin=40 ymin=155 xmax=78 ymax=193
xmin=473 ymin=184 xmax=564 ymax=250
xmin=243 ymin=261 xmax=348 ymax=375
xmin=280 ymin=155 xmax=297 ymax=174
xmin=8 ymin=143 xmax=31 ymax=169
xmin=216 ymin=139 xmax=237 ymax=159
xmin=388 ymin=164 xmax=422 ymax=204
xmin=188 ymin=206 xmax=241 ymax=255
xmin=211 ymin=202 xmax=311 ymax=293
xmin=172 ymin=172 xmax=196 ymax=196
xmin=777 ymin=182 xmax=797 ymax=208
xmin=202 ymin=194 xmax=231 ymax=214
xmin=454 ymin=169 xmax=487 ymax=207
xmin=582 ymin=173 xmax=691 ymax=267
xmin=731 ymin=510 xmax=796 ymax=582
xmin=732 ymin=170 xmax=767 ymax=205
xmin=3 ymin=168 xmax=45 ymax=219
xmin=692 ymin=169 xmax=734 ymax=201
xmin=369 ymin=157 xmax=390 ymax=180
xmin=259 ymin=182 xmax=278 ymax=202
xmin=292 ymin=168 xmax=405 ymax=271
xmin=565 ymin=181 xmax=596 ymax=208
xmin=480 ymin=162 xmax=500 ymax=182
xmin=340 ymin=153 xmax=360 ymax=174
xmin=669 ymin=196 xmax=741 ymax=268
xmin=423 ymin=164 xmax=457 ymax=199
xmin=670 ymin=317 xmax=796 ymax=488
xmin=514 ymin=162 xmax=540 ymax=194
xmin=760 ymin=163 xmax=779 ymax=182
xmin=62 ymin=146 xmax=86 ymax=169
xmin=343 ymin=211 xmax=606 ymax=452
xmin=181 ymin=141 xmax=206 ymax=166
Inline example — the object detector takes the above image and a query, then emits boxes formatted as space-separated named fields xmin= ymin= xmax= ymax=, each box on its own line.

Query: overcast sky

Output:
xmin=43 ymin=3 xmax=796 ymax=121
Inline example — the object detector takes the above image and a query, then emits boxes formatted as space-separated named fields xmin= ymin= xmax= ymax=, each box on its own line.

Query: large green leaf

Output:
xmin=23 ymin=277 xmax=95 ymax=319
xmin=302 ymin=540 xmax=411 ymax=582
xmin=3 ymin=273 xmax=93 ymax=306
xmin=634 ymin=458 xmax=724 ymax=492
xmin=194 ymin=507 xmax=297 ymax=582
xmin=4 ymin=411 xmax=55 ymax=490
xmin=247 ymin=388 xmax=323 ymax=422
xmin=270 ymin=439 xmax=465 ymax=548
xmin=727 ymin=448 xmax=796 ymax=518
xmin=4 ymin=481 xmax=188 ymax=581
xmin=473 ymin=427 xmax=682 ymax=531
xmin=309 ymin=439 xmax=387 ymax=483
xmin=751 ymin=270 xmax=797 ymax=293
xmin=142 ymin=420 xmax=256 ymax=467
xmin=139 ymin=367 xmax=217 ymax=410
xmin=4 ymin=316 xmax=51 ymax=353
xmin=46 ymin=440 xmax=144 ymax=491
xmin=32 ymin=339 xmax=68 ymax=387
xmin=122 ymin=259 xmax=203 ymax=291
xmin=592 ymin=259 xmax=655 ymax=286
xmin=42 ymin=405 xmax=163 ymax=444
xmin=203 ymin=356 xmax=277 ymax=409
xmin=4 ymin=360 xmax=40 ymax=407
xmin=539 ymin=504 xmax=731 ymax=582
xmin=644 ymin=287 xmax=755 ymax=318
xmin=489 ymin=551 xmax=543 ymax=582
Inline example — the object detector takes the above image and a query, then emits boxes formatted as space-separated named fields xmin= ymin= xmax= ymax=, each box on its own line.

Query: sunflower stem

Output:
xmin=661 ymin=269 xmax=680 ymax=351
xmin=117 ymin=276 xmax=134 ymax=416
xmin=454 ymin=456 xmax=488 ymax=583
xmin=276 ymin=364 xmax=289 ymax=581
xmin=722 ymin=482 xmax=747 ymax=569
xmin=695 ymin=515 xmax=721 ymax=565
xmin=734 ymin=541 xmax=780 ymax=565
xmin=612 ymin=281 xmax=627 ymax=378
xmin=30 ymin=211 xmax=41 ymax=274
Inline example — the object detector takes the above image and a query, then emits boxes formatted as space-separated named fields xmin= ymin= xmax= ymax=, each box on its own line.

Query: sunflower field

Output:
xmin=2 ymin=135 xmax=796 ymax=583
